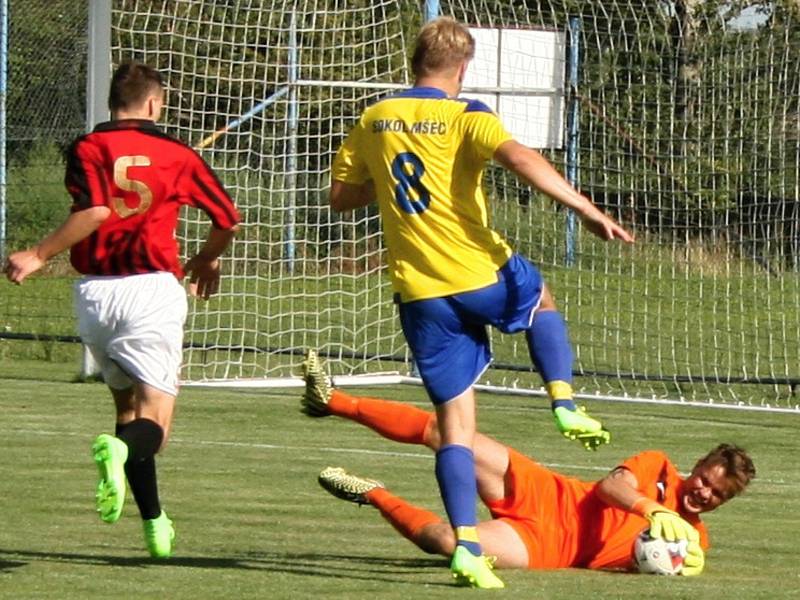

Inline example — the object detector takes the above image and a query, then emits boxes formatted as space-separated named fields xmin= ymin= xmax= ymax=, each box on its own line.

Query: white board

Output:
xmin=463 ymin=27 xmax=566 ymax=149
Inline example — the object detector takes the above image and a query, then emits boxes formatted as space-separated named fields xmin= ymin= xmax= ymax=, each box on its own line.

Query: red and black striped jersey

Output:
xmin=64 ymin=119 xmax=240 ymax=278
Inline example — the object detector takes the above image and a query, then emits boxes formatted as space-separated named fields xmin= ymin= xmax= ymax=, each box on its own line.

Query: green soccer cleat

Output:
xmin=301 ymin=349 xmax=333 ymax=417
xmin=318 ymin=466 xmax=384 ymax=505
xmin=143 ymin=511 xmax=175 ymax=559
xmin=450 ymin=546 xmax=505 ymax=589
xmin=91 ymin=434 xmax=129 ymax=523
xmin=553 ymin=405 xmax=611 ymax=451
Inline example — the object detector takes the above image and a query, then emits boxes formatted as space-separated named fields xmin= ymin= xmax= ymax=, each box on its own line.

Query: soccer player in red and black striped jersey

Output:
xmin=4 ymin=61 xmax=240 ymax=558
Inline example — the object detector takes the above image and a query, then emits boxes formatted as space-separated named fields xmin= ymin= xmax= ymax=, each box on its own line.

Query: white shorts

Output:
xmin=74 ymin=272 xmax=188 ymax=396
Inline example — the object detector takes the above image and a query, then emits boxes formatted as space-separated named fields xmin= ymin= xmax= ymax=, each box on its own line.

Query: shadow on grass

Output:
xmin=0 ymin=559 xmax=26 ymax=573
xmin=0 ymin=548 xmax=451 ymax=585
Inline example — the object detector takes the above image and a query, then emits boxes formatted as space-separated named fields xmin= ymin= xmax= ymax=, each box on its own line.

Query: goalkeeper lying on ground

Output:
xmin=301 ymin=350 xmax=755 ymax=579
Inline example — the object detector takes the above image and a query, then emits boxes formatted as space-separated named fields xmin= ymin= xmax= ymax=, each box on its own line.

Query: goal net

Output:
xmin=110 ymin=1 xmax=799 ymax=410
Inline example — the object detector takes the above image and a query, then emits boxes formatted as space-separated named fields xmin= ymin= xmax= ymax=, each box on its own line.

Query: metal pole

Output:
xmin=87 ymin=0 xmax=111 ymax=130
xmin=285 ymin=10 xmax=298 ymax=273
xmin=81 ymin=0 xmax=111 ymax=381
xmin=565 ymin=17 xmax=581 ymax=267
xmin=404 ymin=0 xmax=442 ymax=379
xmin=424 ymin=0 xmax=440 ymax=21
xmin=0 ymin=0 xmax=8 ymax=260
xmin=195 ymin=86 xmax=289 ymax=150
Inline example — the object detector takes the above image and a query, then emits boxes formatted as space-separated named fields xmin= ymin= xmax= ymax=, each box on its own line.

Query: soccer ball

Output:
xmin=633 ymin=530 xmax=688 ymax=575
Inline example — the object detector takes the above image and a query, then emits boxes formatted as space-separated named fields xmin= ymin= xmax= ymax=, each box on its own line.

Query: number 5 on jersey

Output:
xmin=113 ymin=155 xmax=153 ymax=218
xmin=392 ymin=152 xmax=430 ymax=214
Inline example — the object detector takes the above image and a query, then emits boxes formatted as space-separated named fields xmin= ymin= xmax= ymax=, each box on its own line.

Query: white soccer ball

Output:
xmin=633 ymin=530 xmax=688 ymax=575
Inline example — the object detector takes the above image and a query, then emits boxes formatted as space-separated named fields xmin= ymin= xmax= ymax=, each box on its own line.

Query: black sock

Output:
xmin=125 ymin=455 xmax=162 ymax=520
xmin=115 ymin=420 xmax=164 ymax=520
xmin=117 ymin=418 xmax=164 ymax=461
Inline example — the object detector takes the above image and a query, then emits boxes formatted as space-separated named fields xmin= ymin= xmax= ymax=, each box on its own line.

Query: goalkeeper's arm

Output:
xmin=597 ymin=465 xmax=704 ymax=575
xmin=596 ymin=467 xmax=700 ymax=543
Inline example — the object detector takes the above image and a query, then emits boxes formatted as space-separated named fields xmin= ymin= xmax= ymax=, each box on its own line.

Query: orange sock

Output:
xmin=328 ymin=389 xmax=433 ymax=445
xmin=366 ymin=487 xmax=442 ymax=544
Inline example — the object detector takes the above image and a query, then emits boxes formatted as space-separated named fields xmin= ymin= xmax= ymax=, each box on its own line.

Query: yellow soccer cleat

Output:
xmin=553 ymin=405 xmax=611 ymax=451
xmin=318 ymin=466 xmax=384 ymax=505
xmin=91 ymin=434 xmax=128 ymax=523
xmin=450 ymin=546 xmax=505 ymax=589
xmin=143 ymin=511 xmax=175 ymax=559
xmin=301 ymin=349 xmax=333 ymax=417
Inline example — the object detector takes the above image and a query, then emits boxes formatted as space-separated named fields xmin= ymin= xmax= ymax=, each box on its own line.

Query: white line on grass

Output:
xmin=7 ymin=426 xmax=796 ymax=487
xmin=399 ymin=400 xmax=781 ymax=432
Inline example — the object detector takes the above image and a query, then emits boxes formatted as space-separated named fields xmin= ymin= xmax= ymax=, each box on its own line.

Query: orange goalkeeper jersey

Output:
xmin=486 ymin=449 xmax=709 ymax=570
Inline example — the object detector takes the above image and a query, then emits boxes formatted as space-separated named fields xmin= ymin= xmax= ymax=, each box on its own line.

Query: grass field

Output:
xmin=1 ymin=359 xmax=798 ymax=599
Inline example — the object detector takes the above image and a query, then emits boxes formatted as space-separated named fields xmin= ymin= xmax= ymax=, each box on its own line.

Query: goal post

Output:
xmin=78 ymin=0 xmax=112 ymax=381
xmin=103 ymin=1 xmax=799 ymax=412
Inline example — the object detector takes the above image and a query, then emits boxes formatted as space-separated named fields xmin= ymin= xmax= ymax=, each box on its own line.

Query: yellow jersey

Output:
xmin=331 ymin=86 xmax=514 ymax=301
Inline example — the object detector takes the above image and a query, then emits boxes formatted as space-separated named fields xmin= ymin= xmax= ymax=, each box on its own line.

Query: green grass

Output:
xmin=1 ymin=360 xmax=798 ymax=599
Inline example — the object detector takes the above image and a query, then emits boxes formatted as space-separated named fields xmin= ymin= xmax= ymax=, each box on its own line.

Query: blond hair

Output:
xmin=695 ymin=443 xmax=756 ymax=498
xmin=411 ymin=17 xmax=475 ymax=77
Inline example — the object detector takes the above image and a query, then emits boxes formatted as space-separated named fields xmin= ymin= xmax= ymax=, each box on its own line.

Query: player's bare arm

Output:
xmin=184 ymin=225 xmax=238 ymax=300
xmin=4 ymin=206 xmax=111 ymax=284
xmin=329 ymin=179 xmax=375 ymax=212
xmin=493 ymin=140 xmax=635 ymax=244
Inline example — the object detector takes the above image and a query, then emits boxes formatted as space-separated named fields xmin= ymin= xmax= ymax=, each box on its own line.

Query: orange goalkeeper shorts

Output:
xmin=484 ymin=447 xmax=589 ymax=569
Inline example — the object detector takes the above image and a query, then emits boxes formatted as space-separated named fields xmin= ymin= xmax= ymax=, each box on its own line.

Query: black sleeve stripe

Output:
xmin=64 ymin=141 xmax=92 ymax=208
xmin=138 ymin=127 xmax=238 ymax=225
xmin=133 ymin=234 xmax=157 ymax=274
xmin=86 ymin=231 xmax=101 ymax=274
xmin=92 ymin=161 xmax=111 ymax=206
xmin=107 ymin=234 xmax=122 ymax=275
xmin=194 ymin=155 xmax=236 ymax=205
xmin=123 ymin=236 xmax=137 ymax=275
xmin=191 ymin=171 xmax=239 ymax=226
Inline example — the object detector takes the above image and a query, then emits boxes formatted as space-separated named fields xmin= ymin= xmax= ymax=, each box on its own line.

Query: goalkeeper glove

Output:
xmin=631 ymin=498 xmax=700 ymax=543
xmin=682 ymin=540 xmax=705 ymax=576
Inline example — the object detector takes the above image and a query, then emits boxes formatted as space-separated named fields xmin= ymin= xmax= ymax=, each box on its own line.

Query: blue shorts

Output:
xmin=398 ymin=254 xmax=543 ymax=405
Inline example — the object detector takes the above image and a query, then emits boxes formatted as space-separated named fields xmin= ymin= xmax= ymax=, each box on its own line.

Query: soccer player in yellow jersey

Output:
xmin=330 ymin=17 xmax=634 ymax=588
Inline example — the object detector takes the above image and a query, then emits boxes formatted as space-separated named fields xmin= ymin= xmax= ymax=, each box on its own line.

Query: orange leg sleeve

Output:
xmin=366 ymin=487 xmax=443 ymax=546
xmin=328 ymin=389 xmax=433 ymax=445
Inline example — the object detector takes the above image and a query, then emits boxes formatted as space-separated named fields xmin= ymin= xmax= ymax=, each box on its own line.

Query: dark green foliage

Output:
xmin=5 ymin=143 xmax=71 ymax=250
xmin=7 ymin=0 xmax=87 ymax=152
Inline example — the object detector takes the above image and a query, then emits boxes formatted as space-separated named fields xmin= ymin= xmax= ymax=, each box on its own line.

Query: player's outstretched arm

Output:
xmin=596 ymin=466 xmax=699 ymax=543
xmin=183 ymin=226 xmax=237 ymax=300
xmin=4 ymin=206 xmax=111 ymax=284
xmin=493 ymin=140 xmax=634 ymax=244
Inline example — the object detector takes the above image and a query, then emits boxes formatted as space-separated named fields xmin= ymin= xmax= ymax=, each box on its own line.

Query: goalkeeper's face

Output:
xmin=681 ymin=463 xmax=732 ymax=514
